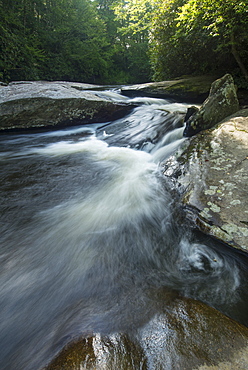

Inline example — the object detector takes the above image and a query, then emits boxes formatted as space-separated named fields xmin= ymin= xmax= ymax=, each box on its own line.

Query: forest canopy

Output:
xmin=0 ymin=0 xmax=247 ymax=85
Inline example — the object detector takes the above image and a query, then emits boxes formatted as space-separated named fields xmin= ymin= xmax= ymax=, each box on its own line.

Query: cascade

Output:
xmin=0 ymin=90 xmax=247 ymax=369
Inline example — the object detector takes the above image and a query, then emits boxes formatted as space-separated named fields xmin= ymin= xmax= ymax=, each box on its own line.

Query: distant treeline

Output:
xmin=0 ymin=0 xmax=247 ymax=85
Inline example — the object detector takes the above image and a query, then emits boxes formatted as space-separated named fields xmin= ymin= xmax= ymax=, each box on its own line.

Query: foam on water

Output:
xmin=37 ymin=138 xmax=163 ymax=229
xmin=176 ymin=239 xmax=240 ymax=304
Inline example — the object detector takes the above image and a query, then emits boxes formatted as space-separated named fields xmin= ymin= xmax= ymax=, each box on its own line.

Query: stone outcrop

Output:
xmin=183 ymin=74 xmax=240 ymax=136
xmin=121 ymin=75 xmax=218 ymax=103
xmin=0 ymin=81 xmax=135 ymax=131
xmin=164 ymin=109 xmax=248 ymax=252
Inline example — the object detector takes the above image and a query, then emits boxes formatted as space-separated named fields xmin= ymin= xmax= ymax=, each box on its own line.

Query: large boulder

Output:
xmin=183 ymin=74 xmax=239 ymax=136
xmin=0 ymin=81 xmax=135 ymax=131
xmin=164 ymin=109 xmax=248 ymax=252
xmin=47 ymin=297 xmax=248 ymax=370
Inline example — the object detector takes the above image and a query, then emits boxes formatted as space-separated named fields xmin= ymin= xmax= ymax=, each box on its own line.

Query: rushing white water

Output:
xmin=0 ymin=92 xmax=246 ymax=370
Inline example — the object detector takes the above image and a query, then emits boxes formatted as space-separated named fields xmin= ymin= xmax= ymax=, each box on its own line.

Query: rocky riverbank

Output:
xmin=121 ymin=75 xmax=217 ymax=103
xmin=123 ymin=73 xmax=248 ymax=253
xmin=164 ymin=109 xmax=248 ymax=252
xmin=162 ymin=75 xmax=248 ymax=253
xmin=121 ymin=74 xmax=248 ymax=106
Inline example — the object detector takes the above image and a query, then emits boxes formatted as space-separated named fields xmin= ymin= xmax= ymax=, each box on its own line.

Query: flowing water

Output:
xmin=0 ymin=90 xmax=247 ymax=370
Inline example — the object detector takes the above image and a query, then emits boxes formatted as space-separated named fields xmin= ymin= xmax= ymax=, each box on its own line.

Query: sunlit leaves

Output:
xmin=149 ymin=0 xmax=248 ymax=81
xmin=107 ymin=0 xmax=154 ymax=82
xmin=1 ymin=0 xmax=247 ymax=83
xmin=112 ymin=0 xmax=155 ymax=36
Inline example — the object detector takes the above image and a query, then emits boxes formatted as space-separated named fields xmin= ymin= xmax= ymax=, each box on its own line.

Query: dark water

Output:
xmin=0 ymin=90 xmax=247 ymax=370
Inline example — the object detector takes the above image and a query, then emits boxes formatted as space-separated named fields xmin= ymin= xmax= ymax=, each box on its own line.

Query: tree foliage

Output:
xmin=150 ymin=0 xmax=248 ymax=83
xmin=111 ymin=0 xmax=154 ymax=82
xmin=0 ymin=0 xmax=111 ymax=82
xmin=96 ymin=0 xmax=154 ymax=83
xmin=177 ymin=0 xmax=248 ymax=81
xmin=0 ymin=0 xmax=247 ymax=84
xmin=0 ymin=0 xmax=154 ymax=83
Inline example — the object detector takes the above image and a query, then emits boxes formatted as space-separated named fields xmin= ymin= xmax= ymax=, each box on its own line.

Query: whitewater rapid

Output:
xmin=0 ymin=92 xmax=246 ymax=370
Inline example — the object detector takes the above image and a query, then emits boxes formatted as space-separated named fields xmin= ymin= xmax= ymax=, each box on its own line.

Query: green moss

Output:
xmin=166 ymin=75 xmax=217 ymax=95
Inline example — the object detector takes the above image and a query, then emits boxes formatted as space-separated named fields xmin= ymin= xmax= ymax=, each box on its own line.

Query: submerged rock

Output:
xmin=0 ymin=81 xmax=135 ymax=131
xmin=184 ymin=74 xmax=239 ymax=136
xmin=164 ymin=109 xmax=248 ymax=252
xmin=46 ymin=297 xmax=248 ymax=370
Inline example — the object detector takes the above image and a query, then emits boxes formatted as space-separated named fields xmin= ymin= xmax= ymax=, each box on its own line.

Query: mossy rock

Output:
xmin=165 ymin=75 xmax=219 ymax=101
xmin=121 ymin=75 xmax=219 ymax=103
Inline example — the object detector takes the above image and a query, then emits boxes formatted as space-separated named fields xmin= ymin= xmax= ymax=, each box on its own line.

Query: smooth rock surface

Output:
xmin=121 ymin=75 xmax=218 ymax=103
xmin=0 ymin=81 xmax=135 ymax=131
xmin=184 ymin=74 xmax=239 ymax=137
xmin=46 ymin=297 xmax=248 ymax=370
xmin=164 ymin=109 xmax=248 ymax=252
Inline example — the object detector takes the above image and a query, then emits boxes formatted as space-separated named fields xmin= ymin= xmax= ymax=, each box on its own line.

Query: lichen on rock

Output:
xmin=163 ymin=108 xmax=248 ymax=252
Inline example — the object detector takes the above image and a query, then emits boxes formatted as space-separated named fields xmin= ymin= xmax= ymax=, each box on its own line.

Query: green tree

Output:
xmin=0 ymin=0 xmax=45 ymax=81
xmin=0 ymin=0 xmax=112 ymax=83
xmin=0 ymin=0 xmax=154 ymax=84
xmin=149 ymin=0 xmax=187 ymax=80
xmin=150 ymin=0 xmax=248 ymax=83
xmin=177 ymin=0 xmax=248 ymax=81
xmin=37 ymin=0 xmax=110 ymax=82
xmin=111 ymin=0 xmax=154 ymax=83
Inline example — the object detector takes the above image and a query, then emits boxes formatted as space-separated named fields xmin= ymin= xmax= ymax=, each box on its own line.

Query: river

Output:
xmin=0 ymin=89 xmax=247 ymax=369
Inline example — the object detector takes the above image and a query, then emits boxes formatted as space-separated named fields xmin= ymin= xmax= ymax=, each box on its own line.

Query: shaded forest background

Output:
xmin=0 ymin=0 xmax=247 ymax=86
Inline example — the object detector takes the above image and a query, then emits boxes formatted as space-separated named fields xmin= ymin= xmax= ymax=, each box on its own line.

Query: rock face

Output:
xmin=184 ymin=74 xmax=239 ymax=136
xmin=164 ymin=109 xmax=248 ymax=252
xmin=0 ymin=81 xmax=135 ymax=131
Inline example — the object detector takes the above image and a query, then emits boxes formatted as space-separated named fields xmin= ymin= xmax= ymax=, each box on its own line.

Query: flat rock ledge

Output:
xmin=164 ymin=109 xmax=248 ymax=253
xmin=121 ymin=75 xmax=218 ymax=103
xmin=0 ymin=81 xmax=135 ymax=131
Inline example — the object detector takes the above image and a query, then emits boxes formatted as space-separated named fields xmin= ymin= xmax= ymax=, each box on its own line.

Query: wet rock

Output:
xmin=184 ymin=74 xmax=239 ymax=137
xmin=164 ymin=109 xmax=248 ymax=252
xmin=121 ymin=75 xmax=218 ymax=103
xmin=46 ymin=297 xmax=248 ymax=370
xmin=0 ymin=81 xmax=135 ymax=132
xmin=184 ymin=105 xmax=199 ymax=122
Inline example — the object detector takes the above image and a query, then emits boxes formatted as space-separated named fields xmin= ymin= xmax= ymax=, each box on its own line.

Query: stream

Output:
xmin=0 ymin=89 xmax=248 ymax=369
